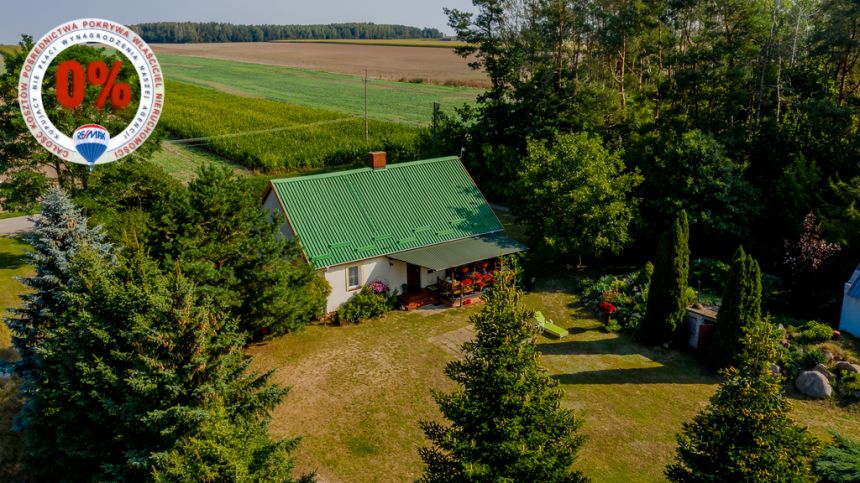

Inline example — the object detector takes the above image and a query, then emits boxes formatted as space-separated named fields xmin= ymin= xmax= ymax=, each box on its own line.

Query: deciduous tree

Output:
xmin=515 ymin=131 xmax=642 ymax=263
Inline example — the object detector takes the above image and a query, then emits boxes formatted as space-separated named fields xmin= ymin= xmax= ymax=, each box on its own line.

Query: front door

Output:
xmin=406 ymin=263 xmax=421 ymax=293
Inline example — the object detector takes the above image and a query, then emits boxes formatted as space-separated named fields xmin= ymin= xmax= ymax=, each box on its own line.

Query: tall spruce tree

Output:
xmin=666 ymin=322 xmax=818 ymax=481
xmin=638 ymin=210 xmax=690 ymax=345
xmin=19 ymin=243 xmax=310 ymax=481
xmin=419 ymin=270 xmax=588 ymax=482
xmin=147 ymin=165 xmax=328 ymax=337
xmin=708 ymin=246 xmax=762 ymax=369
xmin=6 ymin=188 xmax=111 ymax=414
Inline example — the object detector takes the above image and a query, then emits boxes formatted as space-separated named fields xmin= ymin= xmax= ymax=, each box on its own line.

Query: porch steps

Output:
xmin=398 ymin=289 xmax=440 ymax=311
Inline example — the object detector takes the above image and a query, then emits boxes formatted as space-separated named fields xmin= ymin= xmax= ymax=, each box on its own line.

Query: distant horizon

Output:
xmin=0 ymin=0 xmax=474 ymax=44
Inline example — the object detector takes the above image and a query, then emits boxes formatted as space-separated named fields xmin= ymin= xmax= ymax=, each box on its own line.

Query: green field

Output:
xmin=159 ymin=55 xmax=479 ymax=126
xmin=161 ymin=81 xmax=424 ymax=171
xmin=273 ymin=39 xmax=469 ymax=48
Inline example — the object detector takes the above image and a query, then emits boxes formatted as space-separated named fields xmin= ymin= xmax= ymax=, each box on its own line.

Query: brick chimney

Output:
xmin=369 ymin=151 xmax=387 ymax=170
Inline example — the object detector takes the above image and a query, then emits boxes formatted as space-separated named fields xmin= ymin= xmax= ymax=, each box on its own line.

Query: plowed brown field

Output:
xmin=153 ymin=42 xmax=489 ymax=88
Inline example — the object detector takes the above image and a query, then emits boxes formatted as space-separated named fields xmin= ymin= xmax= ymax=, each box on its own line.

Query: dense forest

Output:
xmin=130 ymin=22 xmax=443 ymax=43
xmin=428 ymin=0 xmax=859 ymax=316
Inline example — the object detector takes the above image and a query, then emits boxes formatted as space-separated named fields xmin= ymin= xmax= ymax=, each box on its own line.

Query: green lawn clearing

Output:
xmin=0 ymin=237 xmax=31 ymax=362
xmin=252 ymin=272 xmax=860 ymax=482
xmin=159 ymin=55 xmax=479 ymax=126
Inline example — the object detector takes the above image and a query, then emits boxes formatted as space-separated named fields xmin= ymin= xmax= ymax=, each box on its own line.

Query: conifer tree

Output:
xmin=708 ymin=246 xmax=762 ymax=369
xmin=419 ymin=270 xmax=588 ymax=482
xmin=638 ymin=210 xmax=690 ymax=344
xmin=148 ymin=165 xmax=328 ymax=337
xmin=6 ymin=188 xmax=111 ymax=416
xmin=666 ymin=322 xmax=818 ymax=481
xmin=20 ymin=244 xmax=310 ymax=481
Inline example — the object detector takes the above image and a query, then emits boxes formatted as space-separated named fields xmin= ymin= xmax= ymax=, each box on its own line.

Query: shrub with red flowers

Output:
xmin=598 ymin=301 xmax=616 ymax=314
xmin=580 ymin=264 xmax=653 ymax=332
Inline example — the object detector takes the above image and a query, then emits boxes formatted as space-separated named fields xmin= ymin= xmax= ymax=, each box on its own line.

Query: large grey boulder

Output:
xmin=835 ymin=361 xmax=860 ymax=374
xmin=813 ymin=363 xmax=835 ymax=382
xmin=796 ymin=371 xmax=833 ymax=399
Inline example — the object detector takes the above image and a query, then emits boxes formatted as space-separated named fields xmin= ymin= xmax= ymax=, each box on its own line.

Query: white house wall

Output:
xmin=323 ymin=257 xmax=408 ymax=313
xmin=422 ymin=268 xmax=444 ymax=288
xmin=263 ymin=191 xmax=294 ymax=239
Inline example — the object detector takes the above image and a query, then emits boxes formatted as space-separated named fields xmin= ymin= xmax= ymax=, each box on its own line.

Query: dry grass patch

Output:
xmin=248 ymin=307 xmax=479 ymax=482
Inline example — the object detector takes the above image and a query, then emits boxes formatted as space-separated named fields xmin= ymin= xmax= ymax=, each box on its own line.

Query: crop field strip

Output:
xmin=161 ymin=80 xmax=423 ymax=171
xmin=158 ymin=55 xmax=480 ymax=125
xmin=153 ymin=42 xmax=490 ymax=88
xmin=273 ymin=39 xmax=469 ymax=48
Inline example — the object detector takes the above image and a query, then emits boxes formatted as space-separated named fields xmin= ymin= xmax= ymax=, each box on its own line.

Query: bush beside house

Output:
xmin=336 ymin=281 xmax=395 ymax=324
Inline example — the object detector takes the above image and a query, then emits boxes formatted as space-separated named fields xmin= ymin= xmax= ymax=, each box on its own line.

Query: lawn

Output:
xmin=0 ymin=237 xmax=31 ymax=362
xmin=159 ymin=55 xmax=480 ymax=126
xmin=250 ymin=273 xmax=860 ymax=482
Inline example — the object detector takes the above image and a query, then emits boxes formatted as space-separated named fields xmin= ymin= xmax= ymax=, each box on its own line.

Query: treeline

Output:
xmin=130 ymin=22 xmax=443 ymax=43
xmin=429 ymin=0 xmax=860 ymax=315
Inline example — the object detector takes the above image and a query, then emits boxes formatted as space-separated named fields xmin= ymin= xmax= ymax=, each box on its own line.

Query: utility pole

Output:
xmin=364 ymin=68 xmax=369 ymax=143
xmin=432 ymin=101 xmax=440 ymax=144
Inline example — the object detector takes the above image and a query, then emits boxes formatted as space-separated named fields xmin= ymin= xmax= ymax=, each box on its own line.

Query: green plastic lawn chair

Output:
xmin=534 ymin=311 xmax=568 ymax=338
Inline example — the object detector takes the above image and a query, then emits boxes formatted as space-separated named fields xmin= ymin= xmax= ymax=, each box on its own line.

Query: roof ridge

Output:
xmin=270 ymin=155 xmax=460 ymax=184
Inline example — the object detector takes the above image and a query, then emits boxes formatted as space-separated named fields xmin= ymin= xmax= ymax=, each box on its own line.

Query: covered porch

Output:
xmin=388 ymin=232 xmax=526 ymax=310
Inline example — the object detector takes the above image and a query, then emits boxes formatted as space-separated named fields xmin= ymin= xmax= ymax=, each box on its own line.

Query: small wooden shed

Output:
xmin=687 ymin=304 xmax=719 ymax=350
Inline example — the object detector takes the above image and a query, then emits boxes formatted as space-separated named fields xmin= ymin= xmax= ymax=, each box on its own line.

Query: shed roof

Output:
xmin=268 ymin=156 xmax=505 ymax=268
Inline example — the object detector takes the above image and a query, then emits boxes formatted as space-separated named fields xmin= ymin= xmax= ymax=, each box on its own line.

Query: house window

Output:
xmin=347 ymin=266 xmax=360 ymax=290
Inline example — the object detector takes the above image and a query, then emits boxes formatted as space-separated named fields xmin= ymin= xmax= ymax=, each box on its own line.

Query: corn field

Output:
xmin=160 ymin=81 xmax=424 ymax=170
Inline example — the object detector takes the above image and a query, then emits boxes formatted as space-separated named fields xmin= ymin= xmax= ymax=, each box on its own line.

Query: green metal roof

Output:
xmin=269 ymin=156 xmax=505 ymax=267
xmin=387 ymin=233 xmax=527 ymax=271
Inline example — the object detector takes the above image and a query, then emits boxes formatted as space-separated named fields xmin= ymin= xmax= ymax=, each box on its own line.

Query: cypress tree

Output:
xmin=419 ymin=271 xmax=588 ymax=482
xmin=707 ymin=246 xmax=762 ymax=369
xmin=666 ymin=322 xmax=818 ymax=481
xmin=638 ymin=210 xmax=690 ymax=344
xmin=20 ymin=244 xmax=310 ymax=481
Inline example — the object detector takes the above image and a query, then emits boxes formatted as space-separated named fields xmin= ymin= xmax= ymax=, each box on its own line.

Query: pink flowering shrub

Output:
xmin=368 ymin=280 xmax=389 ymax=294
